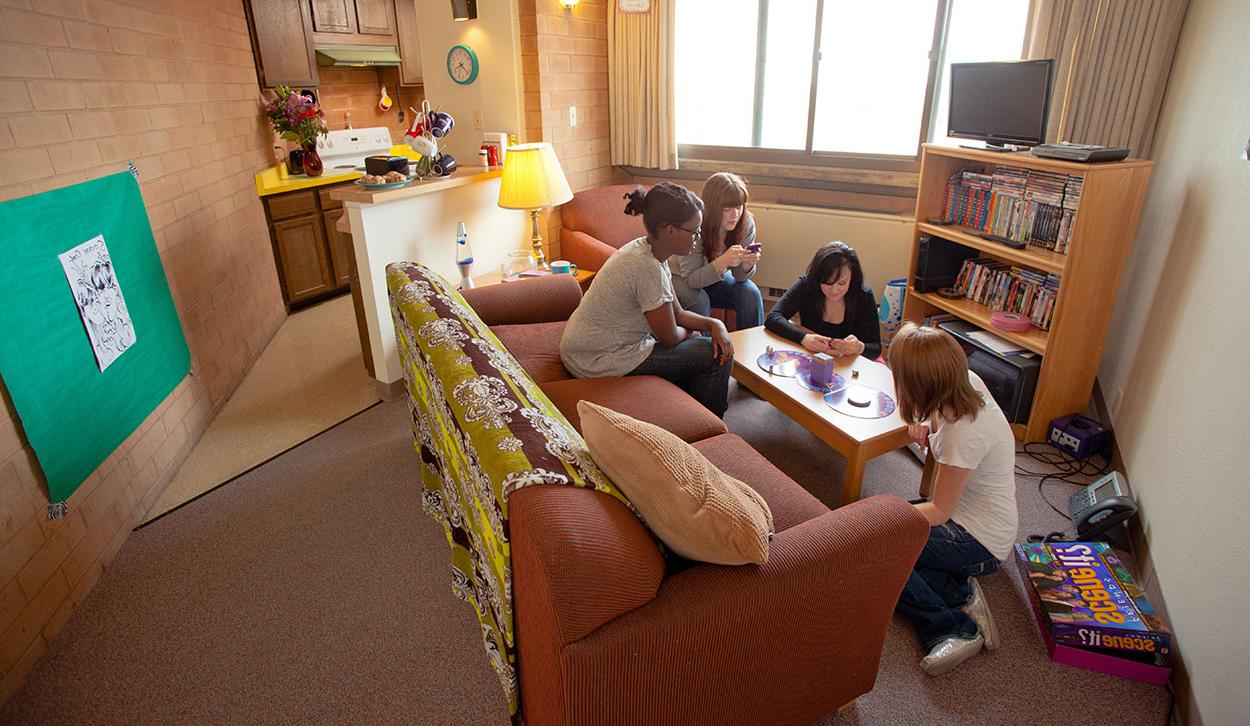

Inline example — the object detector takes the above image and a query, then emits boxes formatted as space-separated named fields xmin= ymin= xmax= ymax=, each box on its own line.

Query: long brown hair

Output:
xmin=888 ymin=323 xmax=983 ymax=425
xmin=698 ymin=172 xmax=749 ymax=262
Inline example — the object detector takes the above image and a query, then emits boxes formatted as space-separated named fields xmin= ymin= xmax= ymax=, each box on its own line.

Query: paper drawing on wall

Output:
xmin=59 ymin=235 xmax=136 ymax=371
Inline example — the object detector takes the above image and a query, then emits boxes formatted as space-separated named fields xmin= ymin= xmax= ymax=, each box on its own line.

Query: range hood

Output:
xmin=315 ymin=44 xmax=402 ymax=68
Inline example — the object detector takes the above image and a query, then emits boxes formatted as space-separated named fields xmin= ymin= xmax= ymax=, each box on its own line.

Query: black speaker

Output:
xmin=914 ymin=235 xmax=979 ymax=292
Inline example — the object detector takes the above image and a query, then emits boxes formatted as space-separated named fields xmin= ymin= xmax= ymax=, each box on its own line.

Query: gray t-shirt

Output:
xmin=560 ymin=238 xmax=674 ymax=378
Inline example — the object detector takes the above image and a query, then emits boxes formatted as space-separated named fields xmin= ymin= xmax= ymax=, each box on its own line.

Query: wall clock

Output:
xmin=447 ymin=44 xmax=479 ymax=85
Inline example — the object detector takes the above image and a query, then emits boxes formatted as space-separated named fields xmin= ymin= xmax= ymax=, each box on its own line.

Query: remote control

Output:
xmin=975 ymin=232 xmax=1028 ymax=250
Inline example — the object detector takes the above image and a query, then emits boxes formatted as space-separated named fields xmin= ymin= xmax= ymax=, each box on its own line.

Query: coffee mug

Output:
xmin=429 ymin=112 xmax=455 ymax=138
xmin=433 ymin=153 xmax=457 ymax=176
xmin=550 ymin=260 xmax=577 ymax=275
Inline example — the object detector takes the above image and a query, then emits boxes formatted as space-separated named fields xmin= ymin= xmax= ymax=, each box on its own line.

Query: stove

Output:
xmin=314 ymin=126 xmax=395 ymax=171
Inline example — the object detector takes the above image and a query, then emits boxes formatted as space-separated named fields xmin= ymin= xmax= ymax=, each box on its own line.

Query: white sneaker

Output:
xmin=961 ymin=578 xmax=999 ymax=651
xmin=920 ymin=634 xmax=984 ymax=676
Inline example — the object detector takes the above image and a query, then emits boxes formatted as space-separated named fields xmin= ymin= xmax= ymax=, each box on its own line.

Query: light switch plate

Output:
xmin=569 ymin=106 xmax=578 ymax=127
xmin=472 ymin=109 xmax=483 ymax=130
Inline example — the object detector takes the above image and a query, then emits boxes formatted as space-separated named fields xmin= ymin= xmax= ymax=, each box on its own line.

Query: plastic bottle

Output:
xmin=456 ymin=222 xmax=475 ymax=289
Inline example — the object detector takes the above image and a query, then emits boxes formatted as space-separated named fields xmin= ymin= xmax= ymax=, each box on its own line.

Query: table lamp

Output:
xmin=497 ymin=142 xmax=573 ymax=270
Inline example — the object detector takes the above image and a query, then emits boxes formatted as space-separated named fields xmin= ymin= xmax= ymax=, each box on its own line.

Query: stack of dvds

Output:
xmin=941 ymin=167 xmax=1085 ymax=254
xmin=954 ymin=258 xmax=1061 ymax=329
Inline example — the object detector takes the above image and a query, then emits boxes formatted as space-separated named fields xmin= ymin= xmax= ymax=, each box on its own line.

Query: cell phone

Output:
xmin=746 ymin=242 xmax=762 ymax=252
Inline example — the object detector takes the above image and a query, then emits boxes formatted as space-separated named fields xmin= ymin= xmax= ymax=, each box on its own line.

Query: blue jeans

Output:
xmin=673 ymin=272 xmax=764 ymax=329
xmin=896 ymin=521 xmax=999 ymax=649
xmin=629 ymin=336 xmax=733 ymax=418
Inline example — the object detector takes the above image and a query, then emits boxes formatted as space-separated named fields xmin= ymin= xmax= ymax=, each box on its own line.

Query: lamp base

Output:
xmin=528 ymin=208 xmax=549 ymax=270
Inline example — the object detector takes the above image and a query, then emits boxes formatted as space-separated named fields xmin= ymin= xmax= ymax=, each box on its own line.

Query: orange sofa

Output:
xmin=446 ymin=273 xmax=929 ymax=725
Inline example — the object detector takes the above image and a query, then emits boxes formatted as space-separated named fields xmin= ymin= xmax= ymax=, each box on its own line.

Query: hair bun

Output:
xmin=622 ymin=187 xmax=647 ymax=216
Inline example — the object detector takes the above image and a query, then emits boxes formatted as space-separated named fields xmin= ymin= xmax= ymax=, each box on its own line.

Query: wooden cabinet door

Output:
xmin=273 ymin=215 xmax=336 ymax=304
xmin=324 ymin=208 xmax=353 ymax=289
xmin=246 ymin=0 xmax=319 ymax=88
xmin=394 ymin=0 xmax=423 ymax=86
xmin=310 ymin=0 xmax=354 ymax=33
xmin=355 ymin=0 xmax=396 ymax=36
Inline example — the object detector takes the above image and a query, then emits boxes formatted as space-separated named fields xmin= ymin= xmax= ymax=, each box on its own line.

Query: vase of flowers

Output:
xmin=262 ymin=85 xmax=328 ymax=177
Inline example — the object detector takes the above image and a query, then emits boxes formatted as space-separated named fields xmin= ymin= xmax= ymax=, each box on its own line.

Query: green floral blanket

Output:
xmin=387 ymin=262 xmax=635 ymax=720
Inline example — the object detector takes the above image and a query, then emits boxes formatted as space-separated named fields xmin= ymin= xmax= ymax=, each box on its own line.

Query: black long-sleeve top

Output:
xmin=765 ymin=276 xmax=882 ymax=359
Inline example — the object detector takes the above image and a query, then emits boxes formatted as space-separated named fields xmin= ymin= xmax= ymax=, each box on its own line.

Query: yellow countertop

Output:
xmin=330 ymin=166 xmax=501 ymax=205
xmin=255 ymin=144 xmax=421 ymax=197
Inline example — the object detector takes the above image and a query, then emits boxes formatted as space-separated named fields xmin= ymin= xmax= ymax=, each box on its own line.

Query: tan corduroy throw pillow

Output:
xmin=577 ymin=400 xmax=773 ymax=565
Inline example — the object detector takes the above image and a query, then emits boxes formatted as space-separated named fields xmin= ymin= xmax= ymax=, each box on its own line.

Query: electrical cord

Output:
xmin=1015 ymin=442 xmax=1112 ymax=539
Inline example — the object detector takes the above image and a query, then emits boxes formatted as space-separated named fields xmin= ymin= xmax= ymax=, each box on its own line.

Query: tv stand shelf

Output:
xmin=917 ymin=222 xmax=1066 ymax=274
xmin=903 ymin=144 xmax=1153 ymax=441
xmin=909 ymin=288 xmax=1048 ymax=355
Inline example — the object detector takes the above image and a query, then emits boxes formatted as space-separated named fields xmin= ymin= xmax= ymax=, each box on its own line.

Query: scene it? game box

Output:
xmin=1016 ymin=541 xmax=1172 ymax=684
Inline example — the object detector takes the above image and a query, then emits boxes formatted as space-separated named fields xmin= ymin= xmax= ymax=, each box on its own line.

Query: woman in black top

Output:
xmin=765 ymin=241 xmax=881 ymax=359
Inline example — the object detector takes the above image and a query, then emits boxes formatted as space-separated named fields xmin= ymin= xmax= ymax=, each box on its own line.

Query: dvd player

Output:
xmin=1030 ymin=142 xmax=1130 ymax=163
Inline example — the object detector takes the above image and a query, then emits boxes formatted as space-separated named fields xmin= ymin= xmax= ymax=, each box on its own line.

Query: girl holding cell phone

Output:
xmin=668 ymin=172 xmax=765 ymax=328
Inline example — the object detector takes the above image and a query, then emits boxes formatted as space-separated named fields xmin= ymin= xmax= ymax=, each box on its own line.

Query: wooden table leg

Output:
xmin=842 ymin=450 xmax=867 ymax=505
xmin=919 ymin=448 xmax=938 ymax=498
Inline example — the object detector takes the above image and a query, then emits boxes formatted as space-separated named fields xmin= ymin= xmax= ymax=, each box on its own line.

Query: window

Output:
xmin=675 ymin=0 xmax=1030 ymax=161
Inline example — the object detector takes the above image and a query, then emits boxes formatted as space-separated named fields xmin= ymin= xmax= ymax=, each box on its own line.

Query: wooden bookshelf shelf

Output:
xmin=903 ymin=145 xmax=1153 ymax=441
xmin=916 ymin=222 xmax=1067 ymax=275
xmin=909 ymin=288 xmax=1048 ymax=355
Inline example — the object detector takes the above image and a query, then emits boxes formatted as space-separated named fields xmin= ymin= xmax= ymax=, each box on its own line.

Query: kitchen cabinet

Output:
xmin=263 ymin=182 xmax=356 ymax=308
xmin=309 ymin=0 xmax=398 ymax=46
xmin=310 ymin=0 xmax=354 ymax=33
xmin=394 ymin=0 xmax=423 ymax=86
xmin=245 ymin=0 xmax=319 ymax=88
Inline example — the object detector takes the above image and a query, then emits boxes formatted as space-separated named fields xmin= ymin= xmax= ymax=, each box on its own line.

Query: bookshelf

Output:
xmin=903 ymin=145 xmax=1153 ymax=441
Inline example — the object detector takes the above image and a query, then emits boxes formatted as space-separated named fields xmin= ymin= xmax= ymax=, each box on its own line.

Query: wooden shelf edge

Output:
xmin=908 ymin=288 xmax=1049 ymax=355
xmin=916 ymin=222 xmax=1067 ymax=275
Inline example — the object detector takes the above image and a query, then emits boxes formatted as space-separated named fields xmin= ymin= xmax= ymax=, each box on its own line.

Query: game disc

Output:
xmin=824 ymin=384 xmax=897 ymax=419
xmin=755 ymin=349 xmax=810 ymax=377
xmin=794 ymin=363 xmax=847 ymax=393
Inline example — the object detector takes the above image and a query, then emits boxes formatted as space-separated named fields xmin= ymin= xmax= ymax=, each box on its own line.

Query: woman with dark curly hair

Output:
xmin=560 ymin=183 xmax=735 ymax=417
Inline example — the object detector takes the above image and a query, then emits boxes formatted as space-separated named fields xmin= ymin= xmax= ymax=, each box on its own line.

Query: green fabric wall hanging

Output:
xmin=0 ymin=172 xmax=190 ymax=508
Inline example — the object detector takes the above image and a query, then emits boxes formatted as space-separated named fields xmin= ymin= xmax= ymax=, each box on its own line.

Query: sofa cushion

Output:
xmin=693 ymin=433 xmax=829 ymax=533
xmin=491 ymin=320 xmax=572 ymax=383
xmin=560 ymin=184 xmax=648 ymax=250
xmin=579 ymin=401 xmax=773 ymax=566
xmin=541 ymin=376 xmax=727 ymax=443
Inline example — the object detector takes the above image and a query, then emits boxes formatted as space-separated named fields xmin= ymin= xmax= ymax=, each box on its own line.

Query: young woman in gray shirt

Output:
xmin=559 ymin=183 xmax=735 ymax=417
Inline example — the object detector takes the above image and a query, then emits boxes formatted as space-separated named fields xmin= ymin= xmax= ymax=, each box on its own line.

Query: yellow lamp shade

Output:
xmin=497 ymin=142 xmax=574 ymax=210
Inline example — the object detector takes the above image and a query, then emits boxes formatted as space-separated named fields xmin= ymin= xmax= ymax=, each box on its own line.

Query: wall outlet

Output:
xmin=472 ymin=109 xmax=483 ymax=130
xmin=569 ymin=106 xmax=578 ymax=127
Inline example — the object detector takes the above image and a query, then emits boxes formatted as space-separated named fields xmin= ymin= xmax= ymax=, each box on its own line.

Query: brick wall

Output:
xmin=315 ymin=66 xmax=423 ymax=146
xmin=0 ymin=0 xmax=285 ymax=703
xmin=518 ymin=0 xmax=620 ymax=259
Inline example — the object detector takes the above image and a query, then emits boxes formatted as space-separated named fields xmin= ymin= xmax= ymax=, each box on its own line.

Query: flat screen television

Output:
xmin=947 ymin=59 xmax=1054 ymax=148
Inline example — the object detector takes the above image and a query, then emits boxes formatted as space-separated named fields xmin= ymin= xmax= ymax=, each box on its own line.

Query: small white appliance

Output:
xmin=314 ymin=126 xmax=395 ymax=172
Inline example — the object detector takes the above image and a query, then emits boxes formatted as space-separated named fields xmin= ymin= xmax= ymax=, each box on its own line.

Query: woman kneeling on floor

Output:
xmin=888 ymin=323 xmax=1019 ymax=675
xmin=559 ymin=183 xmax=735 ymax=417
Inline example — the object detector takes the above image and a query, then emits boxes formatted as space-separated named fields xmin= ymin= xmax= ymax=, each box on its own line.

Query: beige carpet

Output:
xmin=143 ymin=294 xmax=379 ymax=523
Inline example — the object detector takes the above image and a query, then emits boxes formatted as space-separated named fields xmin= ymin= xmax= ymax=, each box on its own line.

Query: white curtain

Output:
xmin=1024 ymin=0 xmax=1190 ymax=157
xmin=608 ymin=0 xmax=679 ymax=170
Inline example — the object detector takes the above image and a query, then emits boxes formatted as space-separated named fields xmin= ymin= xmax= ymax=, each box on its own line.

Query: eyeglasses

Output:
xmin=671 ymin=224 xmax=702 ymax=241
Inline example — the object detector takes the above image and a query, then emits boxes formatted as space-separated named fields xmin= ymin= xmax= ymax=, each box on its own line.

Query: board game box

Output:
xmin=1016 ymin=541 xmax=1172 ymax=684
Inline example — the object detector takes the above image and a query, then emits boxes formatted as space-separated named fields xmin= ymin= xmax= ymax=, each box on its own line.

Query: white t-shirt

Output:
xmin=559 ymin=238 xmax=674 ymax=378
xmin=928 ymin=371 xmax=1019 ymax=560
